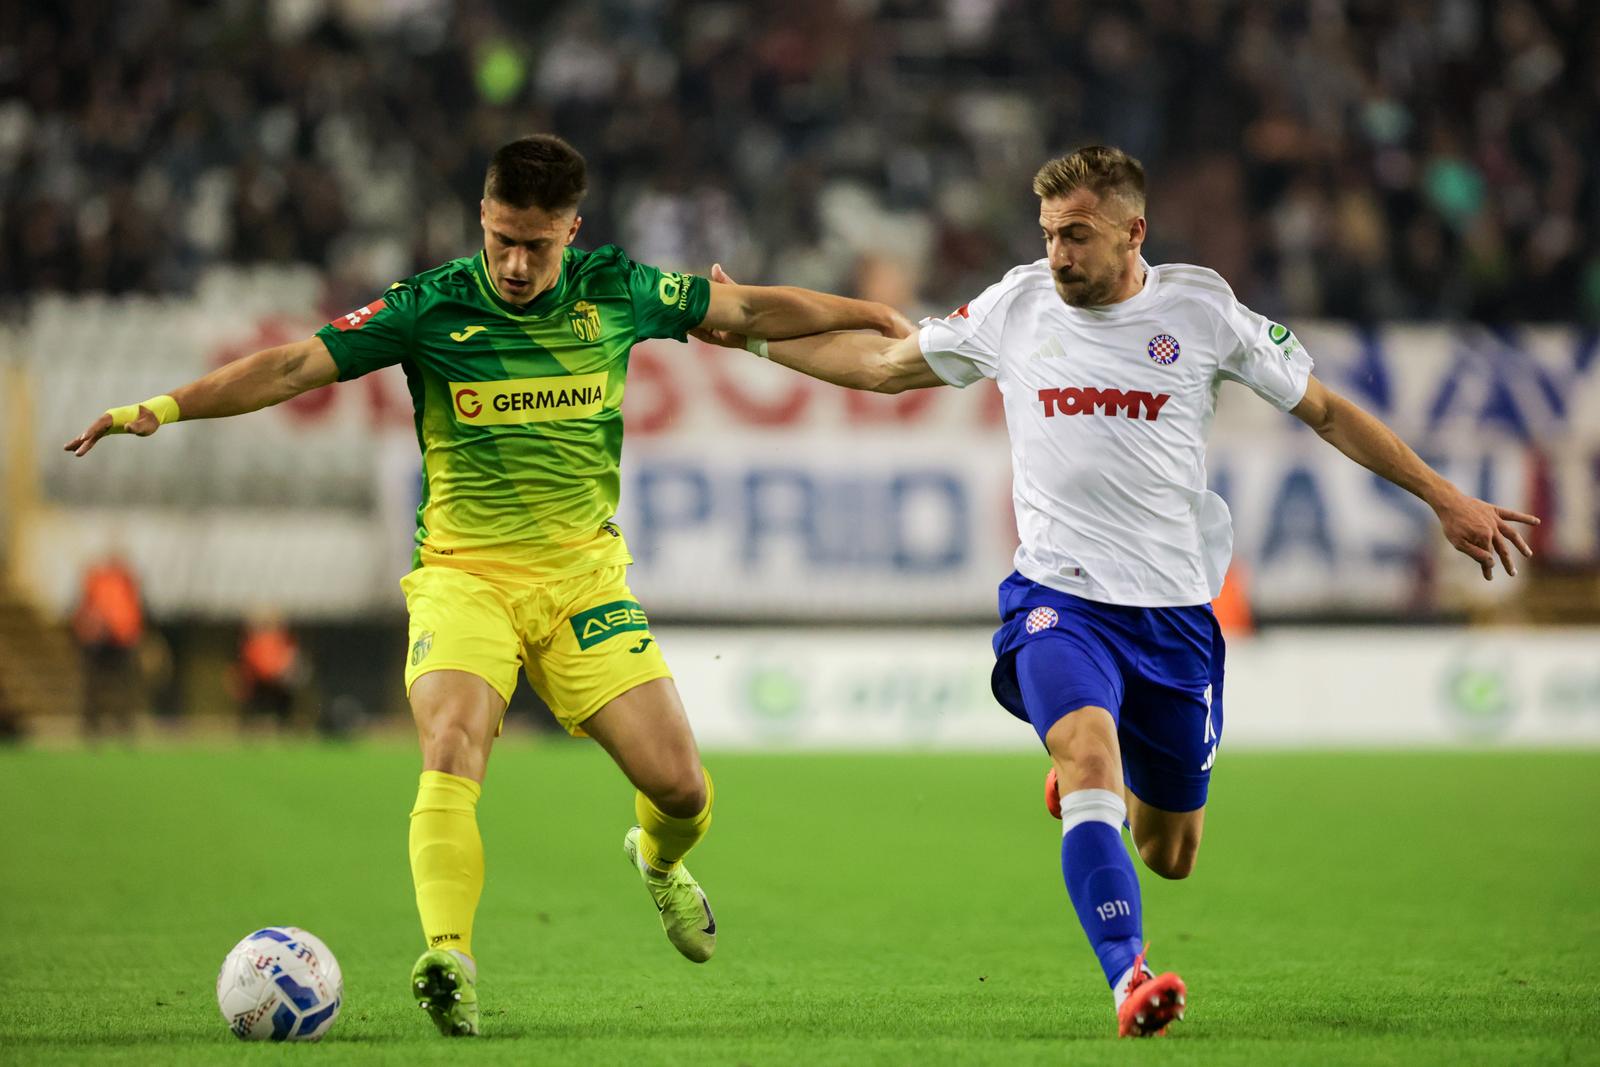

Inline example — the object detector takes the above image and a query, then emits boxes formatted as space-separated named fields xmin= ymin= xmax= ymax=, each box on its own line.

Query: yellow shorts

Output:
xmin=399 ymin=563 xmax=671 ymax=736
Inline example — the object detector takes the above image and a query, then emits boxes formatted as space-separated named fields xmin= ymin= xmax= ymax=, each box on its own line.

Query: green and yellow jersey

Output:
xmin=316 ymin=245 xmax=709 ymax=578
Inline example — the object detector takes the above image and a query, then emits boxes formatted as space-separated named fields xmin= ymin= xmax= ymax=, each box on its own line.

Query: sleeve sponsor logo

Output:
xmin=948 ymin=303 xmax=971 ymax=319
xmin=570 ymin=599 xmax=650 ymax=650
xmin=448 ymin=372 xmax=608 ymax=425
xmin=330 ymin=298 xmax=386 ymax=331
xmin=1267 ymin=322 xmax=1302 ymax=359
xmin=657 ymin=272 xmax=691 ymax=311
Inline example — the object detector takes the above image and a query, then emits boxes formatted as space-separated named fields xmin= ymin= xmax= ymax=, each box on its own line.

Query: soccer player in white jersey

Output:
xmin=693 ymin=145 xmax=1539 ymax=1038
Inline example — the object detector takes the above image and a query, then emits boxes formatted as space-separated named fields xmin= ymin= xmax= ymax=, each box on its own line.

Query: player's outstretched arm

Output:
xmin=64 ymin=337 xmax=339 ymax=457
xmin=1290 ymin=375 xmax=1539 ymax=580
xmin=692 ymin=266 xmax=943 ymax=393
xmin=697 ymin=263 xmax=917 ymax=342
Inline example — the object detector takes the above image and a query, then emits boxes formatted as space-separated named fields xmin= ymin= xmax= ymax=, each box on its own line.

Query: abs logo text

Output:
xmin=570 ymin=600 xmax=651 ymax=650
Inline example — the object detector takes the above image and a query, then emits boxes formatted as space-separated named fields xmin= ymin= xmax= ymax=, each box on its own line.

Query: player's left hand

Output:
xmin=1431 ymin=490 xmax=1539 ymax=580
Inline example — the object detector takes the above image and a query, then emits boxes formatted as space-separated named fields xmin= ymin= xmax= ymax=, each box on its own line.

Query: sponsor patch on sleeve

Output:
xmin=330 ymin=298 xmax=387 ymax=331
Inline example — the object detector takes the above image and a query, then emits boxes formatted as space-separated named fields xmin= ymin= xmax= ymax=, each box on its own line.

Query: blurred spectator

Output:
xmin=71 ymin=553 xmax=145 ymax=738
xmin=0 ymin=1 xmax=1595 ymax=321
xmin=231 ymin=611 xmax=308 ymax=733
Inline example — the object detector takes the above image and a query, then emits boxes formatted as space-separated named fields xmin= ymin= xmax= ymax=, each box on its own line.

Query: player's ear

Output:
xmin=479 ymin=199 xmax=488 ymax=228
xmin=566 ymin=215 xmax=582 ymax=245
xmin=1127 ymin=215 xmax=1147 ymax=252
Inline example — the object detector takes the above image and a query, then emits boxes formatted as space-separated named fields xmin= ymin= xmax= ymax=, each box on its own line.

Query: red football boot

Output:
xmin=1115 ymin=947 xmax=1187 ymax=1038
xmin=1045 ymin=766 xmax=1062 ymax=819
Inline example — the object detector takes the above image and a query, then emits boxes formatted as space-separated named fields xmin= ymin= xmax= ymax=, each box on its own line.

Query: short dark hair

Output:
xmin=484 ymin=135 xmax=588 ymax=213
xmin=1033 ymin=145 xmax=1145 ymax=216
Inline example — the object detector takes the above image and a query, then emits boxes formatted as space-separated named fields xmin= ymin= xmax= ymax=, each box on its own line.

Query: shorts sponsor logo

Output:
xmin=1147 ymin=333 xmax=1180 ymax=365
xmin=569 ymin=300 xmax=602 ymax=342
xmin=330 ymin=298 xmax=386 ymax=331
xmin=410 ymin=631 xmax=433 ymax=666
xmin=571 ymin=600 xmax=650 ymax=650
xmin=1025 ymin=606 xmax=1058 ymax=633
xmin=1037 ymin=386 xmax=1171 ymax=421
xmin=449 ymin=372 xmax=607 ymax=425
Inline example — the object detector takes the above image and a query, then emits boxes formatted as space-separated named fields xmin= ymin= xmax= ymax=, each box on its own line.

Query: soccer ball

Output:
xmin=215 ymin=927 xmax=343 ymax=1041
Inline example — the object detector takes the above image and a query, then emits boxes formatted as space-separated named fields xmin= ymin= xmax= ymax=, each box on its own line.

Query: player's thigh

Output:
xmin=1125 ymin=790 xmax=1205 ymax=881
xmin=583 ymin=678 xmax=706 ymax=816
xmin=1119 ymin=678 xmax=1222 ymax=877
xmin=1014 ymin=632 xmax=1125 ymax=792
xmin=520 ymin=564 xmax=679 ymax=733
xmin=408 ymin=669 xmax=507 ymax=781
xmin=400 ymin=567 xmax=521 ymax=774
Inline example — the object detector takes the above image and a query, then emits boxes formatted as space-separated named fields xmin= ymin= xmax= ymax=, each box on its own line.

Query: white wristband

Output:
xmin=744 ymin=336 xmax=770 ymax=359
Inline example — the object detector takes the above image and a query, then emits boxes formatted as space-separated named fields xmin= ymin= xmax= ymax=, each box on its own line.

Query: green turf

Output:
xmin=1 ymin=744 xmax=1596 ymax=1065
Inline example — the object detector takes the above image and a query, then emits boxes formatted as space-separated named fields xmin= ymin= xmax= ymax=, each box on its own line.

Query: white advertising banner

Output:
xmin=12 ymin=274 xmax=1600 ymax=618
xmin=659 ymin=627 xmax=1600 ymax=751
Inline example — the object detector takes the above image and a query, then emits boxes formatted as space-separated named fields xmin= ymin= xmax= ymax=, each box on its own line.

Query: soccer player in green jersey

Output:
xmin=66 ymin=134 xmax=913 ymax=1037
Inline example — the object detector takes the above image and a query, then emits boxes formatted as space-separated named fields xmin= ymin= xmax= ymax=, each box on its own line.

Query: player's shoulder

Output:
xmin=996 ymin=259 xmax=1056 ymax=295
xmin=560 ymin=245 xmax=649 ymax=298
xmin=391 ymin=256 xmax=480 ymax=301
xmin=1152 ymin=262 xmax=1239 ymax=309
xmin=967 ymin=259 xmax=1054 ymax=314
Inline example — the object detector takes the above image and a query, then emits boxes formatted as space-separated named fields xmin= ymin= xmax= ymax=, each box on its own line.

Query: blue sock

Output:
xmin=1059 ymin=788 xmax=1143 ymax=987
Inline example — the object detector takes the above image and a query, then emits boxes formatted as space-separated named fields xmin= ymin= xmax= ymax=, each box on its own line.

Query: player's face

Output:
xmin=480 ymin=198 xmax=582 ymax=305
xmin=1039 ymin=190 xmax=1146 ymax=307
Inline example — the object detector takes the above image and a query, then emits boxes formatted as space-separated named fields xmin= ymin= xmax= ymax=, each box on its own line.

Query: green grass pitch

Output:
xmin=1 ymin=744 xmax=1596 ymax=1065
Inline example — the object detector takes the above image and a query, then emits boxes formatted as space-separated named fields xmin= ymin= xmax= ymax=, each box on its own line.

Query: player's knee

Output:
xmin=1053 ymin=734 xmax=1118 ymax=790
xmin=1045 ymin=709 xmax=1119 ymax=791
xmin=647 ymin=769 xmax=707 ymax=818
xmin=1139 ymin=838 xmax=1198 ymax=880
xmin=419 ymin=713 xmax=489 ymax=774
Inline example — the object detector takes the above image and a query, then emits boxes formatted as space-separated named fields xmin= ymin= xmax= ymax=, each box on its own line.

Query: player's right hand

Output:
xmin=64 ymin=406 xmax=161 ymax=457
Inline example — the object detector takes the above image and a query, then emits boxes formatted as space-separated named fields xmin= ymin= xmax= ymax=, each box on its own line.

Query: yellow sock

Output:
xmin=635 ymin=768 xmax=714 ymax=875
xmin=409 ymin=770 xmax=484 ymax=959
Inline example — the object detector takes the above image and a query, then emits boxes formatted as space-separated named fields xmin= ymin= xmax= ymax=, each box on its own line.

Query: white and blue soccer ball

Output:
xmin=216 ymin=926 xmax=343 ymax=1041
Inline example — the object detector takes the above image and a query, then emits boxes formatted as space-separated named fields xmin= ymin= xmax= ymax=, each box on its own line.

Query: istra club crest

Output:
xmin=410 ymin=631 xmax=433 ymax=667
xmin=569 ymin=300 xmax=601 ymax=342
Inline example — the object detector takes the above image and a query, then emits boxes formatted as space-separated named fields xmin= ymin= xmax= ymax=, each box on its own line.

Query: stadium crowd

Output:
xmin=2 ymin=0 xmax=1595 ymax=321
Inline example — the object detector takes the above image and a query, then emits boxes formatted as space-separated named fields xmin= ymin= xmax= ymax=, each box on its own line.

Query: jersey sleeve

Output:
xmin=622 ymin=253 xmax=711 ymax=342
xmin=315 ymin=283 xmax=418 ymax=382
xmin=1216 ymin=300 xmax=1314 ymax=411
xmin=915 ymin=278 xmax=1012 ymax=387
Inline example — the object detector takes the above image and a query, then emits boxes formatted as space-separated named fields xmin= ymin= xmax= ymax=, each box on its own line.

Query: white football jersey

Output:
xmin=919 ymin=258 xmax=1313 ymax=607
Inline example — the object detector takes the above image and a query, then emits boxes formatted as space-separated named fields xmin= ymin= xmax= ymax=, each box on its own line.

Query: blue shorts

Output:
xmin=990 ymin=572 xmax=1224 ymax=813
